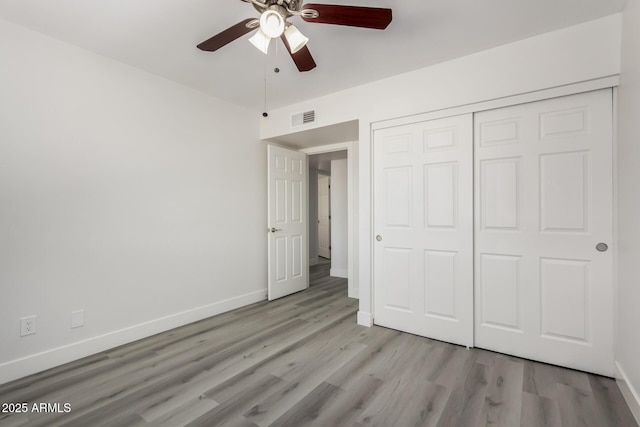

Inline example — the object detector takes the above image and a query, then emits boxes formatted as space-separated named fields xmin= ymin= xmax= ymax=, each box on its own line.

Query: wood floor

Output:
xmin=0 ymin=261 xmax=637 ymax=427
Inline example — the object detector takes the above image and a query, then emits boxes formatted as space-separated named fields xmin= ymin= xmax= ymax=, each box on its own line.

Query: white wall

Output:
xmin=0 ymin=19 xmax=266 ymax=384
xmin=616 ymin=0 xmax=640 ymax=420
xmin=308 ymin=168 xmax=319 ymax=266
xmin=260 ymin=14 xmax=622 ymax=326
xmin=330 ymin=159 xmax=348 ymax=278
xmin=261 ymin=15 xmax=621 ymax=140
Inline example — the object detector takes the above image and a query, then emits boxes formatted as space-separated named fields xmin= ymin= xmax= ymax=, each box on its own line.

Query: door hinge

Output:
xmin=329 ymin=215 xmax=331 ymax=220
xmin=329 ymin=246 xmax=332 ymax=250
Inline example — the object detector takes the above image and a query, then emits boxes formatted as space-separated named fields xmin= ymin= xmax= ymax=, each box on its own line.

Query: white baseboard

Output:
xmin=330 ymin=268 xmax=348 ymax=278
xmin=357 ymin=311 xmax=373 ymax=327
xmin=615 ymin=361 xmax=640 ymax=425
xmin=0 ymin=289 xmax=267 ymax=385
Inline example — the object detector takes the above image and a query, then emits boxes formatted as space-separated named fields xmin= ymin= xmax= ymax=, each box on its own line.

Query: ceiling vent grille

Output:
xmin=291 ymin=110 xmax=316 ymax=127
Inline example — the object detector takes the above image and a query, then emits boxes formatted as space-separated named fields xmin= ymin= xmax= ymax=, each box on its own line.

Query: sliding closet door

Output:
xmin=474 ymin=89 xmax=614 ymax=375
xmin=373 ymin=114 xmax=473 ymax=347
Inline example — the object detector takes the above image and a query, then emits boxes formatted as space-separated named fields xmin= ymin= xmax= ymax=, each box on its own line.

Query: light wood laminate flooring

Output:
xmin=0 ymin=260 xmax=637 ymax=426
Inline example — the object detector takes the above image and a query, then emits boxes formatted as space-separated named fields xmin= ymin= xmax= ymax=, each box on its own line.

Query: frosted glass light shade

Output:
xmin=260 ymin=10 xmax=285 ymax=38
xmin=284 ymin=25 xmax=308 ymax=54
xmin=249 ymin=29 xmax=271 ymax=54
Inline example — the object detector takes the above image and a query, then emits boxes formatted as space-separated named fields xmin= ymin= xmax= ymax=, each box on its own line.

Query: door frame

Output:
xmin=302 ymin=142 xmax=357 ymax=298
xmin=360 ymin=76 xmax=619 ymax=328
xmin=317 ymin=171 xmax=331 ymax=260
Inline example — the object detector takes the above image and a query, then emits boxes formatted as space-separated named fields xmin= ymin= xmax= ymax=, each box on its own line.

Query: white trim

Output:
xmin=357 ymin=114 xmax=374 ymax=319
xmin=301 ymin=142 xmax=350 ymax=155
xmin=330 ymin=268 xmax=348 ymax=278
xmin=616 ymin=362 xmax=640 ymax=425
xmin=346 ymin=141 xmax=357 ymax=299
xmin=372 ymin=76 xmax=619 ymax=131
xmin=612 ymin=87 xmax=620 ymax=364
xmin=0 ymin=289 xmax=267 ymax=385
xmin=357 ymin=311 xmax=374 ymax=327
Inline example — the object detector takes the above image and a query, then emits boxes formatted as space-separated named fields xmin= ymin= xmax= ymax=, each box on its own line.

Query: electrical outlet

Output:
xmin=71 ymin=310 xmax=84 ymax=329
xmin=20 ymin=316 xmax=36 ymax=336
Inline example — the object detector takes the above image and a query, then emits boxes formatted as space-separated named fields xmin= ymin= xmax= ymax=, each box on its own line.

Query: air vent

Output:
xmin=291 ymin=110 xmax=316 ymax=127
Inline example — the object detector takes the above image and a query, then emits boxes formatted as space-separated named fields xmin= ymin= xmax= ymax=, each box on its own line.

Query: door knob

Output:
xmin=376 ymin=235 xmax=382 ymax=241
xmin=270 ymin=227 xmax=282 ymax=233
xmin=596 ymin=243 xmax=608 ymax=252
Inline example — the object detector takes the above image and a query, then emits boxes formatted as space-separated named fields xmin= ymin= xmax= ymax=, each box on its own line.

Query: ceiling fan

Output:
xmin=197 ymin=0 xmax=393 ymax=72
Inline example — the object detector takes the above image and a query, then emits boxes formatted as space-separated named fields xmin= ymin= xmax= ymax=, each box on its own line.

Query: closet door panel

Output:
xmin=373 ymin=114 xmax=473 ymax=347
xmin=474 ymin=89 xmax=614 ymax=376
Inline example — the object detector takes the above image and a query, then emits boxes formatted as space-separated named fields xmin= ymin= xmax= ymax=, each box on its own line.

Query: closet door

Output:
xmin=373 ymin=114 xmax=473 ymax=347
xmin=474 ymin=89 xmax=614 ymax=375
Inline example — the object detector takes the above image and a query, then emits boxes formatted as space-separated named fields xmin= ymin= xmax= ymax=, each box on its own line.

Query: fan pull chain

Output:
xmin=262 ymin=46 xmax=268 ymax=117
xmin=274 ymin=38 xmax=281 ymax=74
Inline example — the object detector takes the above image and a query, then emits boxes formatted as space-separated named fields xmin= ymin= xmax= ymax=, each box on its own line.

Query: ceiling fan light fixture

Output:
xmin=197 ymin=2 xmax=392 ymax=73
xmin=260 ymin=9 xmax=285 ymax=38
xmin=249 ymin=28 xmax=271 ymax=54
xmin=284 ymin=24 xmax=308 ymax=54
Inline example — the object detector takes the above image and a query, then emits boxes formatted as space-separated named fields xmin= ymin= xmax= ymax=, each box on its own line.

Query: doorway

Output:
xmin=264 ymin=119 xmax=359 ymax=299
xmin=308 ymin=150 xmax=349 ymax=281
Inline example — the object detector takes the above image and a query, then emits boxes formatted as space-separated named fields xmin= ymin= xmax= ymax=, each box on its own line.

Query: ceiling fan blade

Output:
xmin=197 ymin=18 xmax=258 ymax=52
xmin=281 ymin=35 xmax=317 ymax=72
xmin=301 ymin=4 xmax=392 ymax=29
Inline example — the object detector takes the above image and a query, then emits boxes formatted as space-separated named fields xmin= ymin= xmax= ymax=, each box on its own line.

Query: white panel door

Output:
xmin=475 ymin=89 xmax=614 ymax=375
xmin=268 ymin=145 xmax=308 ymax=300
xmin=373 ymin=114 xmax=473 ymax=347
xmin=317 ymin=174 xmax=331 ymax=259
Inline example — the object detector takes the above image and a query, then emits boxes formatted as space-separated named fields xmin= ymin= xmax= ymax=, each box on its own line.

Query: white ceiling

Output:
xmin=0 ymin=0 xmax=627 ymax=112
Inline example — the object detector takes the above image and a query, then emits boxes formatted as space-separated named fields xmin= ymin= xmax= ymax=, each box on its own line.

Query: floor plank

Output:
xmin=479 ymin=355 xmax=524 ymax=427
xmin=588 ymin=375 xmax=639 ymax=427
xmin=436 ymin=361 xmax=493 ymax=427
xmin=556 ymin=382 xmax=607 ymax=427
xmin=521 ymin=391 xmax=562 ymax=427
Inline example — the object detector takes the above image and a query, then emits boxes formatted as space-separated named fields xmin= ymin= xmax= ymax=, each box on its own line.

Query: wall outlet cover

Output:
xmin=71 ymin=310 xmax=84 ymax=329
xmin=20 ymin=316 xmax=36 ymax=336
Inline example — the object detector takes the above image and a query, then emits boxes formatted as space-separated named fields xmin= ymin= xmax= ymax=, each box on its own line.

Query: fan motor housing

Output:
xmin=252 ymin=0 xmax=300 ymax=15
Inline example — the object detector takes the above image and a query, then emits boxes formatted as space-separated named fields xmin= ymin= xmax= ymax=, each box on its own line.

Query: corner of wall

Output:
xmin=329 ymin=268 xmax=348 ymax=279
xmin=357 ymin=311 xmax=373 ymax=327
